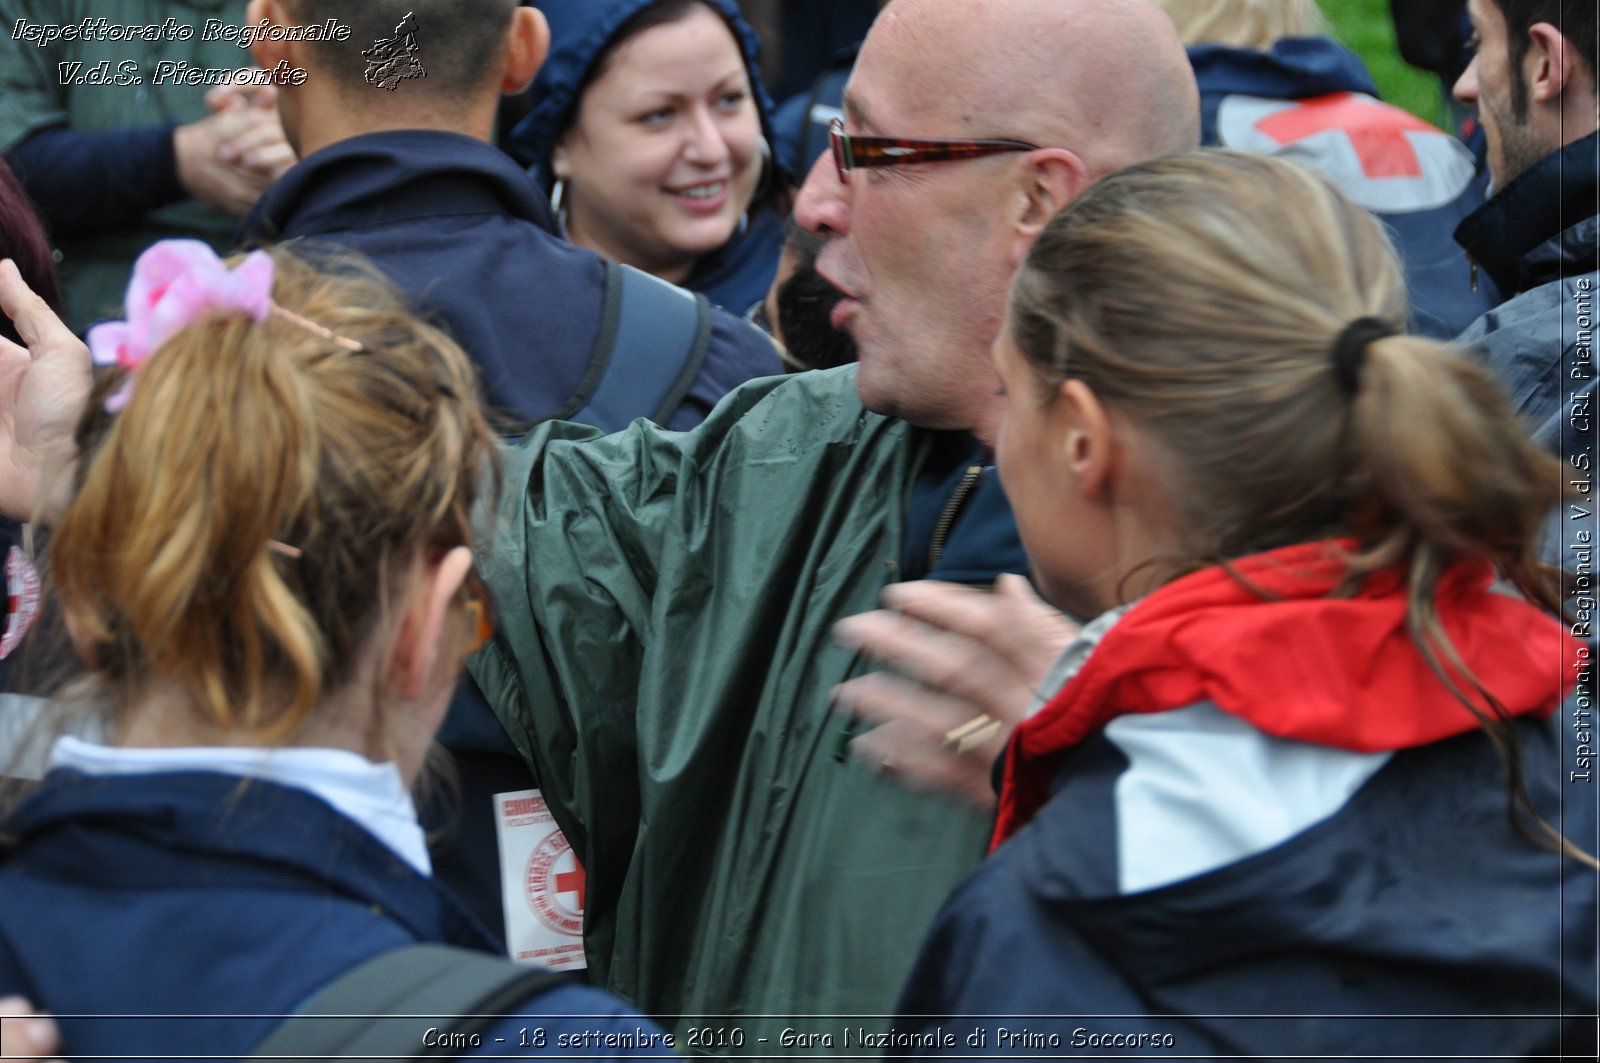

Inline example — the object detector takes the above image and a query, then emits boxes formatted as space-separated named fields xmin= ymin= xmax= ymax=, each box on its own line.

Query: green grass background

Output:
xmin=1322 ymin=0 xmax=1452 ymax=126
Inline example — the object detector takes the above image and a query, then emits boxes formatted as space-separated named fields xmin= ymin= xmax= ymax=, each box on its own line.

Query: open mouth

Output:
xmin=667 ymin=179 xmax=733 ymax=213
xmin=816 ymin=260 xmax=858 ymax=303
xmin=829 ymin=295 xmax=860 ymax=330
xmin=672 ymin=180 xmax=728 ymax=200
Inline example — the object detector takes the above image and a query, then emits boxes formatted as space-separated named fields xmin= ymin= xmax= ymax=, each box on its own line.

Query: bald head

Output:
xmin=794 ymin=0 xmax=1200 ymax=440
xmin=871 ymin=0 xmax=1199 ymax=176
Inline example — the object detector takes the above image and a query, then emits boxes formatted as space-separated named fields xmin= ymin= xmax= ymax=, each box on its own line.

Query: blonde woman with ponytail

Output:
xmin=0 ymin=243 xmax=652 ymax=1058
xmin=885 ymin=151 xmax=1596 ymax=1055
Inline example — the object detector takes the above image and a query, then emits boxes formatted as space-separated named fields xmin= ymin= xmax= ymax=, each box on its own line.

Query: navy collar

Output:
xmin=1453 ymin=131 xmax=1600 ymax=297
xmin=241 ymin=130 xmax=558 ymax=245
xmin=7 ymin=770 xmax=498 ymax=950
xmin=901 ymin=431 xmax=1026 ymax=585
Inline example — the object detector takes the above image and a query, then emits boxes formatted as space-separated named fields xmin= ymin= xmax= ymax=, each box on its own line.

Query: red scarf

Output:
xmin=991 ymin=541 xmax=1580 ymax=849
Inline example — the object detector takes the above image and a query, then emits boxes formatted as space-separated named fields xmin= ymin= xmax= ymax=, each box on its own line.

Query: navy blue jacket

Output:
xmin=895 ymin=707 xmax=1598 ymax=1058
xmin=896 ymin=543 xmax=1597 ymax=1057
xmin=900 ymin=431 xmax=1024 ymax=584
xmin=509 ymin=0 xmax=784 ymax=314
xmin=1191 ymin=37 xmax=1494 ymax=337
xmin=239 ymin=130 xmax=779 ymax=431
xmin=0 ymin=770 xmax=657 ymax=1060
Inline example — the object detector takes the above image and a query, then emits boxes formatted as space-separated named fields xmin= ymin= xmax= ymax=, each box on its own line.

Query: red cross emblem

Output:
xmin=1254 ymin=92 xmax=1435 ymax=179
xmin=1 ymin=547 xmax=41 ymax=660
xmin=555 ymin=864 xmax=586 ymax=911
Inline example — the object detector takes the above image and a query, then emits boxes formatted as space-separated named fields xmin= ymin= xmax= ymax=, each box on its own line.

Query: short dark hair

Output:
xmin=1496 ymin=0 xmax=1598 ymax=118
xmin=283 ymin=1 xmax=516 ymax=99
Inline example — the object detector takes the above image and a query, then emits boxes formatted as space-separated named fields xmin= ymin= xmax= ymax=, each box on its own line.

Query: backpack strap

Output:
xmin=570 ymin=262 xmax=713 ymax=433
xmin=252 ymin=944 xmax=571 ymax=1061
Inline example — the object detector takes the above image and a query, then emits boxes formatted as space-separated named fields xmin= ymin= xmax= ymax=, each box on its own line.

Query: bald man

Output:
xmin=793 ymin=0 xmax=1197 ymax=443
xmin=458 ymin=0 xmax=1200 ymax=1035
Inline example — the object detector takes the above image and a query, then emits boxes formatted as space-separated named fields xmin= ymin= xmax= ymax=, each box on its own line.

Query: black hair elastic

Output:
xmin=1330 ymin=316 xmax=1396 ymax=394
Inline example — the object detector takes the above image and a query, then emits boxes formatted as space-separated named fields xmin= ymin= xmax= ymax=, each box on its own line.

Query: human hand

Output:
xmin=831 ymin=575 xmax=1080 ymax=808
xmin=0 ymin=260 xmax=92 ymax=523
xmin=214 ymin=116 xmax=296 ymax=180
xmin=204 ymin=82 xmax=278 ymax=116
xmin=175 ymin=85 xmax=295 ymax=215
xmin=209 ymin=85 xmax=295 ymax=179
xmin=0 ymin=996 xmax=63 ymax=1062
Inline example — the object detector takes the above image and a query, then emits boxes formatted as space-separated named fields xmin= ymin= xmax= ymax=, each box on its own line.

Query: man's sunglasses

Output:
xmin=828 ymin=118 xmax=1039 ymax=183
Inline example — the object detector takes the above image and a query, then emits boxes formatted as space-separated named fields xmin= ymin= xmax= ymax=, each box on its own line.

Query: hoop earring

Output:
xmin=549 ymin=177 xmax=567 ymax=226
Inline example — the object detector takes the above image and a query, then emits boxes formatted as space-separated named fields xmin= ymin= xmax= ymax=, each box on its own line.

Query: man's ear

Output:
xmin=503 ymin=6 xmax=550 ymax=95
xmin=1055 ymin=378 xmax=1116 ymax=501
xmin=388 ymin=547 xmax=473 ymax=701
xmin=1011 ymin=148 xmax=1090 ymax=266
xmin=246 ymin=0 xmax=295 ymax=70
xmin=1524 ymin=22 xmax=1576 ymax=104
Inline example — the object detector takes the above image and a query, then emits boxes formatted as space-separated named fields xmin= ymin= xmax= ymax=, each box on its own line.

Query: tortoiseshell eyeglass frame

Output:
xmin=827 ymin=117 xmax=1040 ymax=183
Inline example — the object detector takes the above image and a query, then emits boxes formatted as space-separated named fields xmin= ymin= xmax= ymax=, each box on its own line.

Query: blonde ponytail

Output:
xmin=52 ymin=248 xmax=495 ymax=741
xmin=1010 ymin=149 xmax=1589 ymax=864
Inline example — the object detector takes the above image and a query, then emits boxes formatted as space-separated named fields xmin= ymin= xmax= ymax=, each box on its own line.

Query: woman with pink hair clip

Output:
xmin=0 ymin=241 xmax=659 ymax=1058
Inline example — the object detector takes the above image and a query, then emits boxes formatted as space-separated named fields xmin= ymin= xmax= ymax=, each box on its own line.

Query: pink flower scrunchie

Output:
xmin=85 ymin=240 xmax=275 ymax=411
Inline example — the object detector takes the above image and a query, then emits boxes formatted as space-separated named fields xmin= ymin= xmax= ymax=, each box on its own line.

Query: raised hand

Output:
xmin=832 ymin=574 xmax=1080 ymax=808
xmin=0 ymin=260 xmax=92 ymax=522
xmin=175 ymin=81 xmax=296 ymax=216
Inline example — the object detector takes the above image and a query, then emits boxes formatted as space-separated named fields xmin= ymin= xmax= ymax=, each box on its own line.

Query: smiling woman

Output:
xmin=510 ymin=0 xmax=787 ymax=314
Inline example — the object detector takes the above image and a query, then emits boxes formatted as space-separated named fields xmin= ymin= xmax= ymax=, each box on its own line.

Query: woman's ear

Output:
xmin=388 ymin=546 xmax=473 ymax=701
xmin=1056 ymin=378 xmax=1116 ymax=501
xmin=62 ymin=608 xmax=98 ymax=670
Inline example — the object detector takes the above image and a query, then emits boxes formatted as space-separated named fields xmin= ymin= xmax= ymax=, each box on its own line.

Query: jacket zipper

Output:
xmin=927 ymin=464 xmax=985 ymax=571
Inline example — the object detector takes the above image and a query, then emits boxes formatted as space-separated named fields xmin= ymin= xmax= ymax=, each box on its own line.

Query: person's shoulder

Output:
xmin=702 ymin=306 xmax=782 ymax=382
xmin=471 ymin=985 xmax=669 ymax=1057
xmin=686 ymin=207 xmax=785 ymax=314
xmin=1459 ymin=266 xmax=1596 ymax=348
xmin=710 ymin=363 xmax=874 ymax=428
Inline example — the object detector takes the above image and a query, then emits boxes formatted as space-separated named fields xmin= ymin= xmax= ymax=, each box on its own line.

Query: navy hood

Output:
xmin=511 ymin=0 xmax=777 ymax=191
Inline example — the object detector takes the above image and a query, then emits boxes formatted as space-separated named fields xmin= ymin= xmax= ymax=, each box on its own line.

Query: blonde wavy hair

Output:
xmin=51 ymin=246 xmax=496 ymax=743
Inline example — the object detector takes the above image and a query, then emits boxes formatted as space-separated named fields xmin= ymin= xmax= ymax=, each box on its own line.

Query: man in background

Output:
xmin=1451 ymin=0 xmax=1596 ymax=450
